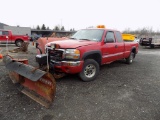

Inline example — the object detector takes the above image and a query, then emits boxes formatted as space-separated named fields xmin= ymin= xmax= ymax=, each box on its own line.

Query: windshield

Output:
xmin=70 ymin=29 xmax=104 ymax=41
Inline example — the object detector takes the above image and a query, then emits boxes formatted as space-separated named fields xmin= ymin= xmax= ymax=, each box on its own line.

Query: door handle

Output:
xmin=115 ymin=45 xmax=118 ymax=48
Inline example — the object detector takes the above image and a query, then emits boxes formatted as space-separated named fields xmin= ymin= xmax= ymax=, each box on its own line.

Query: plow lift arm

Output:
xmin=3 ymin=55 xmax=56 ymax=108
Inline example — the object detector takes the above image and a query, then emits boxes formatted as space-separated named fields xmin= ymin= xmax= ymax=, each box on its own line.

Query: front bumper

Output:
xmin=51 ymin=60 xmax=84 ymax=74
xmin=36 ymin=54 xmax=84 ymax=74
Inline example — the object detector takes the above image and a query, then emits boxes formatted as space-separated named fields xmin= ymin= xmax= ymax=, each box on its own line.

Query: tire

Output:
xmin=15 ymin=40 xmax=23 ymax=47
xmin=79 ymin=59 xmax=99 ymax=82
xmin=126 ymin=52 xmax=134 ymax=64
xmin=150 ymin=44 xmax=154 ymax=48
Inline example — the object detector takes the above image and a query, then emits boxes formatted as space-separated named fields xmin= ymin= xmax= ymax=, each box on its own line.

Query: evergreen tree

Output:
xmin=46 ymin=27 xmax=50 ymax=30
xmin=54 ymin=26 xmax=60 ymax=31
xmin=36 ymin=25 xmax=40 ymax=30
xmin=61 ymin=26 xmax=65 ymax=31
xmin=41 ymin=24 xmax=46 ymax=30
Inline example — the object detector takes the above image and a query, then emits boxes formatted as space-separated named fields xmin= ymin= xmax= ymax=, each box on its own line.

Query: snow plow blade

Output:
xmin=3 ymin=55 xmax=56 ymax=108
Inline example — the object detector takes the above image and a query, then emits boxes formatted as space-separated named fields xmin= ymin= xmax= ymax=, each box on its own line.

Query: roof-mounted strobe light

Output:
xmin=97 ymin=25 xmax=105 ymax=28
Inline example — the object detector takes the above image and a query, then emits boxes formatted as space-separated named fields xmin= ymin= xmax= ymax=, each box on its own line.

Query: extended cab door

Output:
xmin=114 ymin=31 xmax=125 ymax=60
xmin=102 ymin=31 xmax=118 ymax=64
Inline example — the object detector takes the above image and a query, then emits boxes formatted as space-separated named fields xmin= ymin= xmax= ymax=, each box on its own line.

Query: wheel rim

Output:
xmin=17 ymin=41 xmax=22 ymax=46
xmin=84 ymin=64 xmax=96 ymax=78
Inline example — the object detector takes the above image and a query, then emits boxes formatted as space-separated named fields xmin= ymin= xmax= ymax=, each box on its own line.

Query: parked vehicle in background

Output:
xmin=36 ymin=25 xmax=139 ymax=82
xmin=139 ymin=36 xmax=160 ymax=48
xmin=30 ymin=34 xmax=42 ymax=41
xmin=0 ymin=29 xmax=30 ymax=47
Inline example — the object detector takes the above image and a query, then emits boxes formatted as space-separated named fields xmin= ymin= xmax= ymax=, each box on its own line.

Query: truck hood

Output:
xmin=48 ymin=39 xmax=98 ymax=48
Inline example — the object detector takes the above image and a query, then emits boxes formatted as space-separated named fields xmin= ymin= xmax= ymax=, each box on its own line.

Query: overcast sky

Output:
xmin=0 ymin=0 xmax=160 ymax=31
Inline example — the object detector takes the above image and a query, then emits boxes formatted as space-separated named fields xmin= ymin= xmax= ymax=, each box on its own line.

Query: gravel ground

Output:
xmin=0 ymin=43 xmax=160 ymax=120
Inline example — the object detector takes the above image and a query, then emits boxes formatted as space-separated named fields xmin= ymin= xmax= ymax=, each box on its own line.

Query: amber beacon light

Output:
xmin=97 ymin=25 xmax=105 ymax=28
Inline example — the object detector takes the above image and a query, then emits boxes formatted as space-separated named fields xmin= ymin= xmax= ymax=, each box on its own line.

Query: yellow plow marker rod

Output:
xmin=21 ymin=88 xmax=51 ymax=108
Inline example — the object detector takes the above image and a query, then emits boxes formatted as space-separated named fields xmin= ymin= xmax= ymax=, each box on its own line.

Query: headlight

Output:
xmin=51 ymin=43 xmax=56 ymax=49
xmin=65 ymin=49 xmax=80 ymax=59
xmin=50 ymin=43 xmax=60 ymax=49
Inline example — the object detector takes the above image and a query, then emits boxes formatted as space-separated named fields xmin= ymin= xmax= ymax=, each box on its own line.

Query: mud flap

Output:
xmin=3 ymin=55 xmax=56 ymax=108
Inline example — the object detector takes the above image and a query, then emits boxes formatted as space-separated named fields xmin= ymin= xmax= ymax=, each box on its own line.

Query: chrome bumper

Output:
xmin=51 ymin=60 xmax=81 ymax=66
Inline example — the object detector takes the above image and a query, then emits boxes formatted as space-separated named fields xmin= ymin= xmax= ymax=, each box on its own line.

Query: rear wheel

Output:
xmin=79 ymin=59 xmax=99 ymax=82
xmin=126 ymin=52 xmax=135 ymax=64
xmin=15 ymin=40 xmax=23 ymax=47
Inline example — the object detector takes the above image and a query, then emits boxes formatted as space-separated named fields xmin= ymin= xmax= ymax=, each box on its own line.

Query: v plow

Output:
xmin=3 ymin=55 xmax=56 ymax=108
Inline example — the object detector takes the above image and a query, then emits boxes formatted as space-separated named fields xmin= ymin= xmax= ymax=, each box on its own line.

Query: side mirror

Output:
xmin=105 ymin=38 xmax=114 ymax=43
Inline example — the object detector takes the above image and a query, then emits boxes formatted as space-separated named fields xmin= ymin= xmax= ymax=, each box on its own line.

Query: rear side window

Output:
xmin=115 ymin=31 xmax=123 ymax=42
xmin=0 ymin=31 xmax=2 ymax=35
xmin=2 ymin=31 xmax=9 ymax=35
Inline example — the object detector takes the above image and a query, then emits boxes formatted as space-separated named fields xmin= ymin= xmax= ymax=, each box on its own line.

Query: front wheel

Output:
xmin=126 ymin=52 xmax=135 ymax=64
xmin=79 ymin=59 xmax=99 ymax=82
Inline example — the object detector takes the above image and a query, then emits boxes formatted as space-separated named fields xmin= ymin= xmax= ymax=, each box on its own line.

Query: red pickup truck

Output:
xmin=36 ymin=27 xmax=139 ymax=81
xmin=0 ymin=29 xmax=30 ymax=47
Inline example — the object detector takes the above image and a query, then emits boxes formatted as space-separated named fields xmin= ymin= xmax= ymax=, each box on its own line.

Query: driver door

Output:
xmin=102 ymin=31 xmax=118 ymax=64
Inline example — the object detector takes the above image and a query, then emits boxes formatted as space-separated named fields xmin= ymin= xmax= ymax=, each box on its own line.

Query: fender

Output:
xmin=131 ymin=46 xmax=136 ymax=50
xmin=130 ymin=46 xmax=137 ymax=58
xmin=130 ymin=46 xmax=137 ymax=54
xmin=15 ymin=38 xmax=23 ymax=42
xmin=82 ymin=50 xmax=102 ymax=63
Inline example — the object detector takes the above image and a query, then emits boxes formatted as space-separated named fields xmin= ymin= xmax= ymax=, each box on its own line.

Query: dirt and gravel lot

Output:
xmin=0 ymin=43 xmax=160 ymax=120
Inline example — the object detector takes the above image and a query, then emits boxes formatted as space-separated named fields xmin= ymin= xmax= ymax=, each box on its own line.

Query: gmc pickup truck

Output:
xmin=36 ymin=26 xmax=139 ymax=81
xmin=0 ymin=29 xmax=30 ymax=47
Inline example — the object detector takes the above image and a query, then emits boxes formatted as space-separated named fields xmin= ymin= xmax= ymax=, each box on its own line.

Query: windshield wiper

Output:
xmin=80 ymin=39 xmax=91 ymax=41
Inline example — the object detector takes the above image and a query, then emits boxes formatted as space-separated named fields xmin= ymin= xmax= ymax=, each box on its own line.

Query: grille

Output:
xmin=49 ymin=49 xmax=63 ymax=61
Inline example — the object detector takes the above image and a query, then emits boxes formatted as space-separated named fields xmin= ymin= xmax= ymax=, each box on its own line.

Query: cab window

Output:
xmin=115 ymin=31 xmax=123 ymax=42
xmin=0 ymin=31 xmax=2 ymax=35
xmin=2 ymin=31 xmax=9 ymax=35
xmin=105 ymin=31 xmax=115 ymax=43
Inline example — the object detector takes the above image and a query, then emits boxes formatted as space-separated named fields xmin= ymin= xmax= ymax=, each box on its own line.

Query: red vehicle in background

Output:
xmin=0 ymin=29 xmax=30 ymax=47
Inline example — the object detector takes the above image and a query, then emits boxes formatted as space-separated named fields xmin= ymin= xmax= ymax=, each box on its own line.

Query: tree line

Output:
xmin=122 ymin=27 xmax=160 ymax=37
xmin=35 ymin=24 xmax=75 ymax=31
